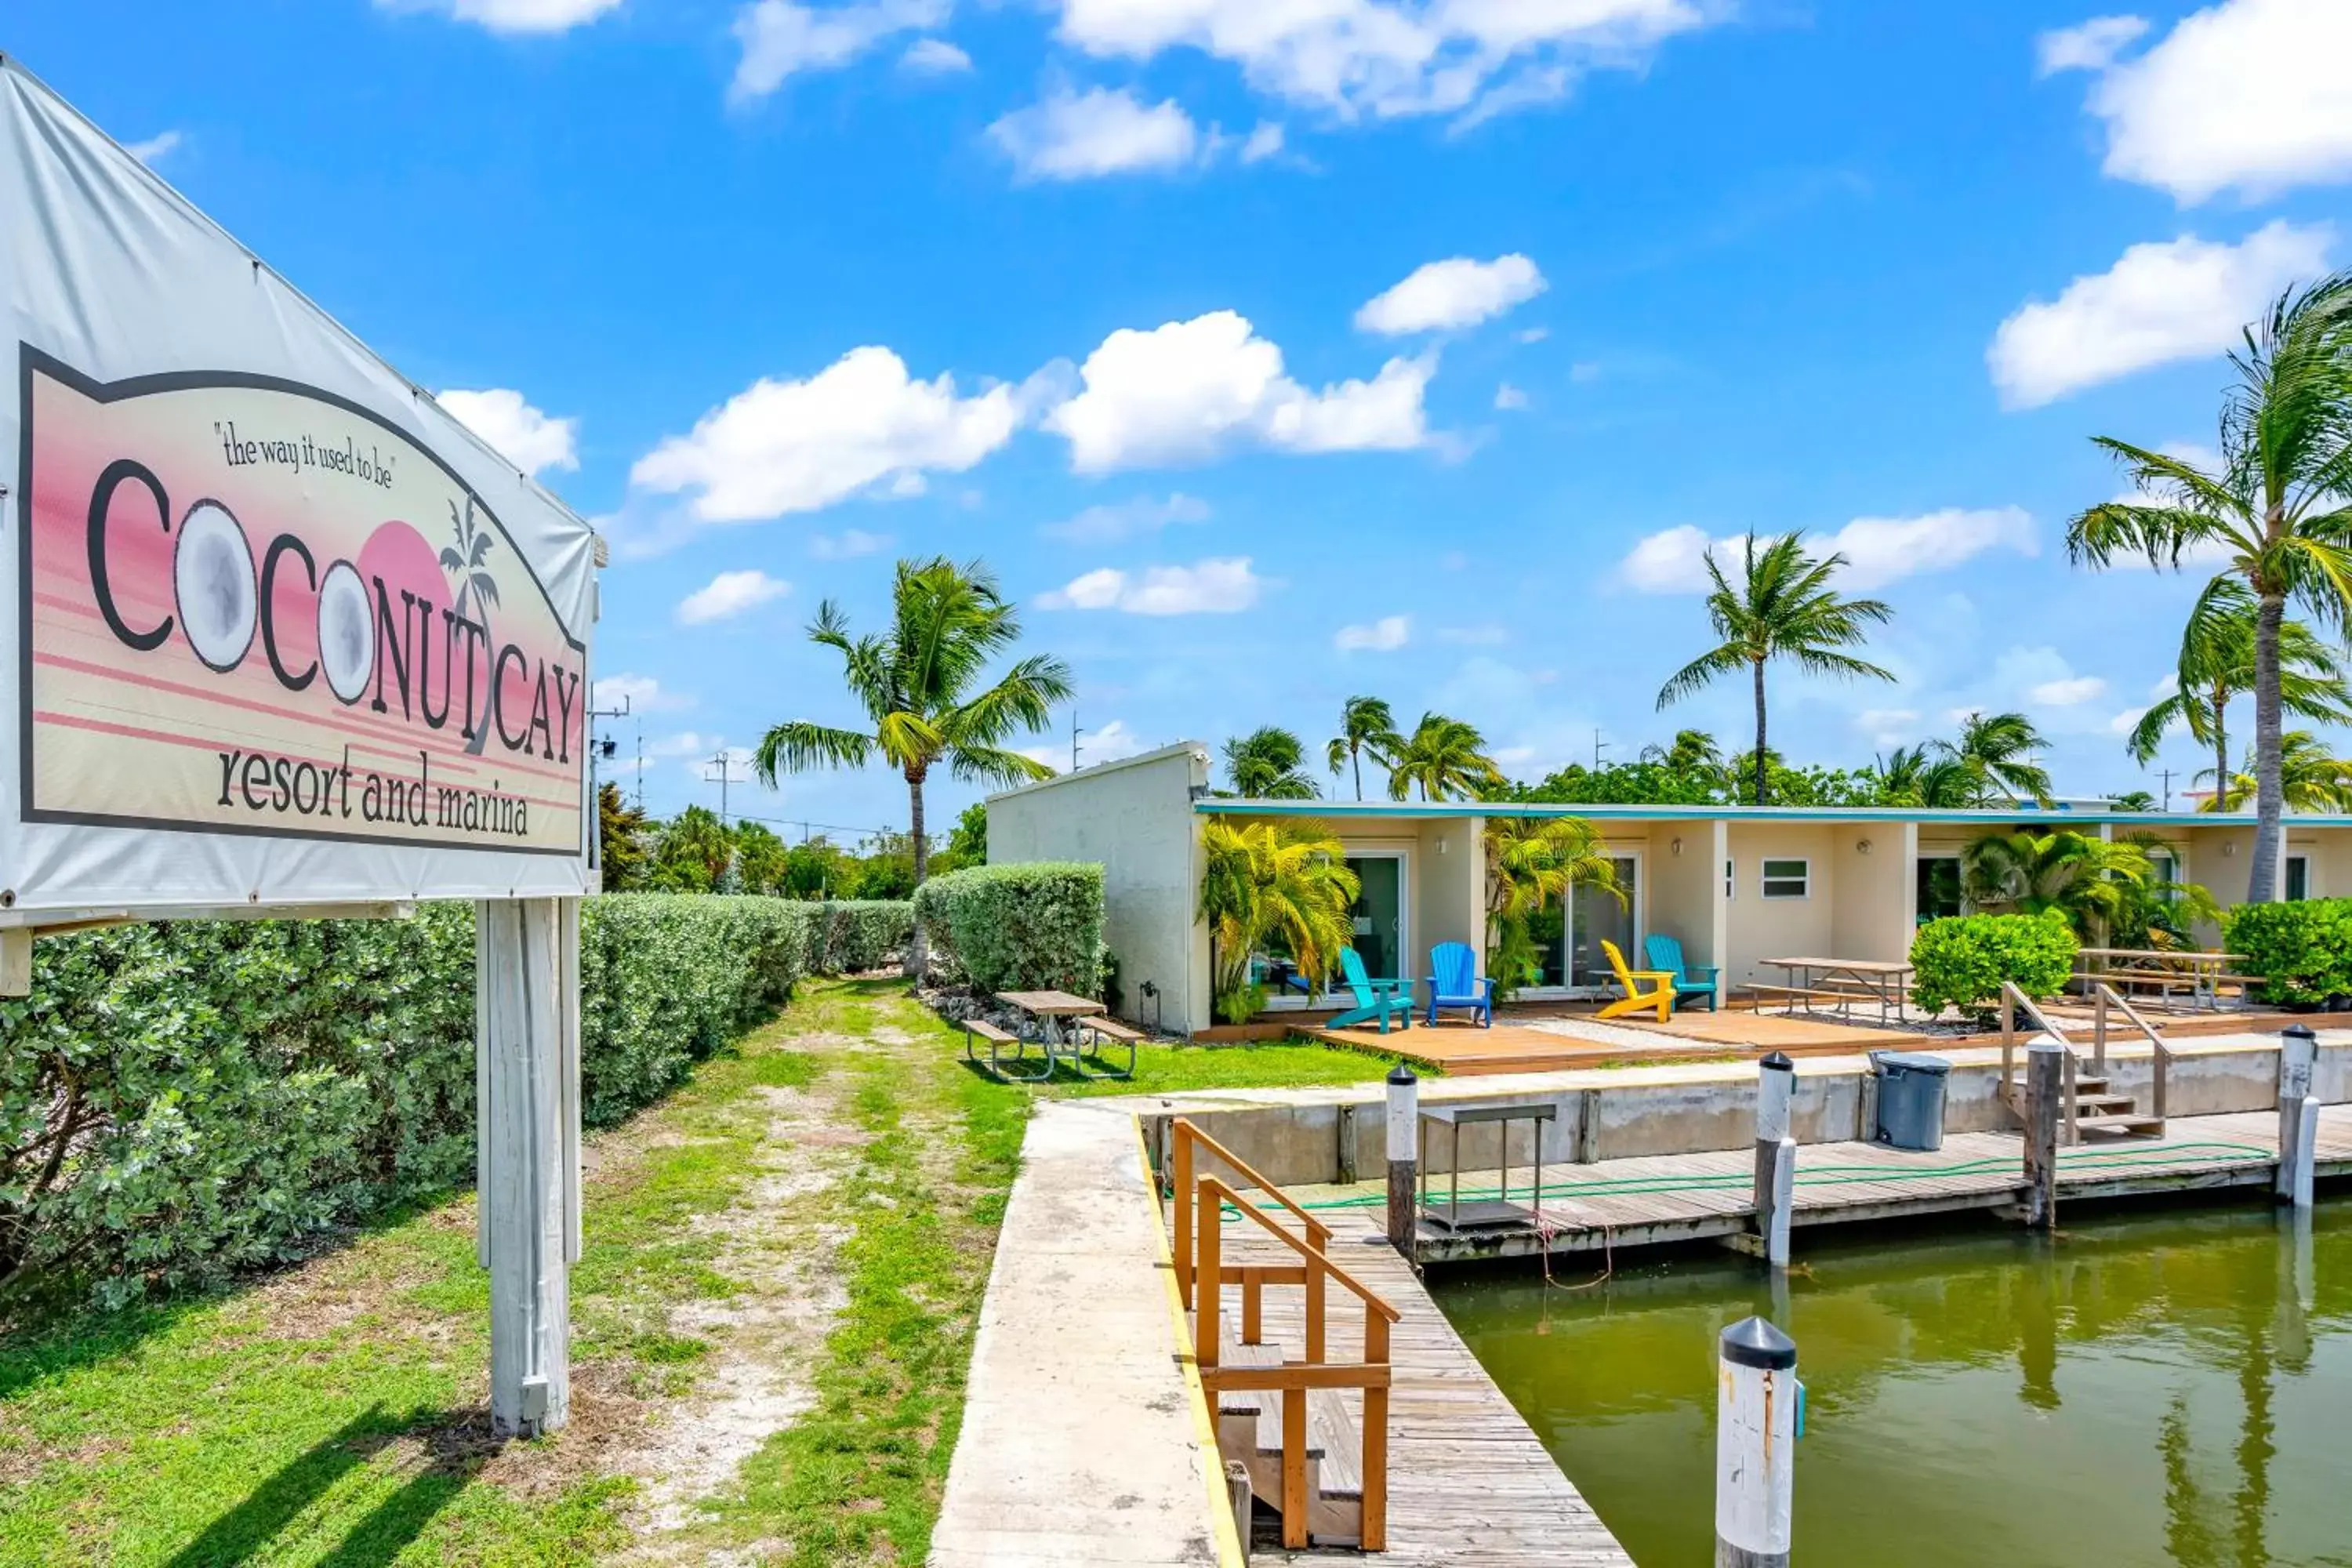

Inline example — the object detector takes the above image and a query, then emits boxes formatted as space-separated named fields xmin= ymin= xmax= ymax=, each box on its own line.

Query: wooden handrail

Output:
xmin=1199 ymin=1176 xmax=1403 ymax=1328
xmin=2092 ymin=982 xmax=2171 ymax=1130
xmin=2001 ymin=983 xmax=2082 ymax=1145
xmin=1170 ymin=1118 xmax=1332 ymax=1310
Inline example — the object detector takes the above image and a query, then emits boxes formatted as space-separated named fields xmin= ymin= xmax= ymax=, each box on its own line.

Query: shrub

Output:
xmin=2223 ymin=898 xmax=2352 ymax=1005
xmin=808 ymin=900 xmax=914 ymax=975
xmin=2 ymin=895 xmax=815 ymax=1308
xmin=914 ymin=862 xmax=1104 ymax=996
xmin=1909 ymin=910 xmax=2078 ymax=1021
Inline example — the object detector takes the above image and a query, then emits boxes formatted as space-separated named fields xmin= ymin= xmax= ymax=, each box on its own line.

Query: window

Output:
xmin=1916 ymin=856 xmax=1962 ymax=923
xmin=1761 ymin=858 xmax=1810 ymax=899
xmin=2287 ymin=855 xmax=2310 ymax=902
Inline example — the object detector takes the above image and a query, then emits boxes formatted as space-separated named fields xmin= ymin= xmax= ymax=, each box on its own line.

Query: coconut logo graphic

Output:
xmin=173 ymin=499 xmax=258 ymax=673
xmin=316 ymin=559 xmax=374 ymax=704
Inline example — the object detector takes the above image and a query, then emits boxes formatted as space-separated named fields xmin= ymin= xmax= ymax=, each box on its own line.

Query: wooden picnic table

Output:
xmin=1757 ymin=956 xmax=1915 ymax=1023
xmin=995 ymin=989 xmax=1131 ymax=1080
xmin=2073 ymin=948 xmax=2251 ymax=1009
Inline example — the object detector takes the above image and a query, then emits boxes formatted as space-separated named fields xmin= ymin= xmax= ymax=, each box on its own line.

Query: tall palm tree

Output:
xmin=2067 ymin=270 xmax=2352 ymax=902
xmin=1386 ymin=712 xmax=1504 ymax=802
xmin=1962 ymin=828 xmax=2153 ymax=942
xmin=753 ymin=556 xmax=1071 ymax=972
xmin=1223 ymin=726 xmax=1319 ymax=798
xmin=2126 ymin=579 xmax=2352 ymax=797
xmin=1656 ymin=533 xmax=1895 ymax=805
xmin=2197 ymin=730 xmax=2352 ymax=812
xmin=1937 ymin=711 xmax=2054 ymax=807
xmin=1200 ymin=818 xmax=1359 ymax=1022
xmin=1325 ymin=696 xmax=1405 ymax=801
xmin=1872 ymin=742 xmax=1975 ymax=808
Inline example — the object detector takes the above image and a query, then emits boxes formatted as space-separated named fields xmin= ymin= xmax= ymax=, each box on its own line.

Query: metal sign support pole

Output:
xmin=477 ymin=896 xmax=583 ymax=1437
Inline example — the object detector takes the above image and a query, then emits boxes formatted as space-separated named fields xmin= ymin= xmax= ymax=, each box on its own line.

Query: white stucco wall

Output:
xmin=986 ymin=742 xmax=1210 ymax=1033
xmin=1643 ymin=821 xmax=1720 ymax=992
xmin=1725 ymin=822 xmax=1836 ymax=984
xmin=1828 ymin=821 xmax=1914 ymax=962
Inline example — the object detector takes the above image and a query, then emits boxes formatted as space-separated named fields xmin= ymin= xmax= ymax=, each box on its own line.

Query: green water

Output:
xmin=1432 ymin=1203 xmax=2352 ymax=1567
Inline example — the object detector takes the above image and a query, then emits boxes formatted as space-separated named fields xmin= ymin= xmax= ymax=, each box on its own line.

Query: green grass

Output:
xmin=0 ymin=977 xmax=1387 ymax=1567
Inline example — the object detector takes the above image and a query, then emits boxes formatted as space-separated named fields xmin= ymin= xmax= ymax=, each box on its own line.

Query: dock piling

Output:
xmin=2022 ymin=1044 xmax=2062 ymax=1228
xmin=1385 ymin=1065 xmax=1419 ymax=1254
xmin=1715 ymin=1316 xmax=1797 ymax=1568
xmin=2278 ymin=1024 xmax=2318 ymax=1209
xmin=1755 ymin=1053 xmax=1795 ymax=1269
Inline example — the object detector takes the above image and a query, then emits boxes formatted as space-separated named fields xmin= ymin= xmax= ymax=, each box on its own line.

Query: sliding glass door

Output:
xmin=1568 ymin=856 xmax=1641 ymax=990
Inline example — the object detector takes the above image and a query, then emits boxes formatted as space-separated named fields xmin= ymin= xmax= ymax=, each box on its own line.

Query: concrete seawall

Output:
xmin=1125 ymin=1031 xmax=2351 ymax=1189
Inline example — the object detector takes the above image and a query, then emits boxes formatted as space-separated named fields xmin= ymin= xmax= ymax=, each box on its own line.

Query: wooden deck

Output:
xmin=1198 ymin=1209 xmax=1633 ymax=1566
xmin=1264 ymin=1105 xmax=2352 ymax=1265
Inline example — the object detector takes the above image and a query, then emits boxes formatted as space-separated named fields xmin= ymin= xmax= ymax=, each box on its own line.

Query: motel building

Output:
xmin=987 ymin=741 xmax=2352 ymax=1036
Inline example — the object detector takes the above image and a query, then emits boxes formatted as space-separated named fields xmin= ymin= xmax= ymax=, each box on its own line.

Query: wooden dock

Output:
xmin=1265 ymin=1105 xmax=2352 ymax=1264
xmin=1198 ymin=1209 xmax=1634 ymax=1566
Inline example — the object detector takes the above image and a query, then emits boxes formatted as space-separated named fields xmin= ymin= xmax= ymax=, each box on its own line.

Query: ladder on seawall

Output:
xmin=2000 ymin=982 xmax=2169 ymax=1142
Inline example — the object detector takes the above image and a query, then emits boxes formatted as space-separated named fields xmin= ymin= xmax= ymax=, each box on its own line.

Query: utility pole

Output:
xmin=2159 ymin=768 xmax=2174 ymax=813
xmin=1594 ymin=728 xmax=1609 ymax=771
xmin=586 ymin=694 xmax=632 ymax=804
xmin=704 ymin=748 xmax=750 ymax=822
xmin=1071 ymin=710 xmax=1083 ymax=773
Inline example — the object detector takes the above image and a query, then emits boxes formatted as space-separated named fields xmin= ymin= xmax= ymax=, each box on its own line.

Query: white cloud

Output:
xmin=677 ymin=569 xmax=791 ymax=625
xmin=1042 ymin=493 xmax=1211 ymax=543
xmin=1047 ymin=0 xmax=1715 ymax=125
xmin=1855 ymin=708 xmax=1921 ymax=746
xmin=1356 ymin=254 xmax=1546 ymax=335
xmin=1989 ymin=222 xmax=2331 ymax=408
xmin=1046 ymin=310 xmax=1431 ymax=471
xmin=647 ymin=729 xmax=720 ymax=758
xmin=1037 ymin=556 xmax=1265 ymax=614
xmin=2031 ymin=674 xmax=2108 ymax=706
xmin=125 ymin=129 xmax=183 ymax=165
xmin=901 ymin=36 xmax=972 ymax=71
xmin=633 ymin=347 xmax=1018 ymax=522
xmin=1240 ymin=122 xmax=1285 ymax=162
xmin=1023 ymin=717 xmax=1150 ymax=771
xmin=811 ymin=528 xmax=892 ymax=559
xmin=1494 ymin=382 xmax=1529 ymax=411
xmin=383 ymin=0 xmax=622 ymax=33
xmin=2151 ymin=672 xmax=2181 ymax=699
xmin=2035 ymin=15 xmax=2147 ymax=77
xmin=2108 ymin=705 xmax=2151 ymax=735
xmin=1620 ymin=508 xmax=2037 ymax=594
xmin=731 ymin=0 xmax=948 ymax=100
xmin=592 ymin=673 xmax=693 ymax=712
xmin=989 ymin=86 xmax=1206 ymax=181
xmin=2063 ymin=0 xmax=2352 ymax=202
xmin=1334 ymin=613 xmax=1410 ymax=652
xmin=437 ymin=387 xmax=580 ymax=477
xmin=1568 ymin=358 xmax=1601 ymax=382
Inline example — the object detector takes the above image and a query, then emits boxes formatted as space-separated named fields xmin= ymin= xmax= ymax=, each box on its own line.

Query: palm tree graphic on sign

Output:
xmin=441 ymin=497 xmax=502 ymax=753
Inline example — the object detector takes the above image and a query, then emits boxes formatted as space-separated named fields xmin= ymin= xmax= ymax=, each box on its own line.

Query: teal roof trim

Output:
xmin=1189 ymin=799 xmax=2352 ymax=829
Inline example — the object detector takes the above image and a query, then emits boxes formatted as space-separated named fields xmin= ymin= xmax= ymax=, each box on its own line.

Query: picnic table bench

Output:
xmin=963 ymin=990 xmax=1138 ymax=1082
xmin=1737 ymin=982 xmax=1857 ymax=1016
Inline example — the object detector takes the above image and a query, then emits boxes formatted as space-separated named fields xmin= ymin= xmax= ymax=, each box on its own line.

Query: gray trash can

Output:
xmin=1871 ymin=1051 xmax=1951 ymax=1152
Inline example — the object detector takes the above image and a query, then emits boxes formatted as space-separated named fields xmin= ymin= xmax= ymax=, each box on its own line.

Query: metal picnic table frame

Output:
xmin=990 ymin=989 xmax=1135 ymax=1081
xmin=1755 ymin=956 xmax=1915 ymax=1023
xmin=2072 ymin=948 xmax=2251 ymax=1011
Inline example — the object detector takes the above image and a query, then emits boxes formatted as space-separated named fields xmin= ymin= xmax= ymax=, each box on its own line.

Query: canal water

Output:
xmin=1432 ymin=1202 xmax=2351 ymax=1567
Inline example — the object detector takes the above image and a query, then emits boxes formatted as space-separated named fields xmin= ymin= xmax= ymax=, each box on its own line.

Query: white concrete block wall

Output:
xmin=986 ymin=742 xmax=1212 ymax=1033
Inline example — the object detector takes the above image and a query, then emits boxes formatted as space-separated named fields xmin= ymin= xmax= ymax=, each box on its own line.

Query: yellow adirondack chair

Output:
xmin=1595 ymin=938 xmax=1675 ymax=1022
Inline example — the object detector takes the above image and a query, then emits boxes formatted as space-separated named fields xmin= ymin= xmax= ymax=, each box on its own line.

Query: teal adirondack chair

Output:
xmin=1422 ymin=941 xmax=1495 ymax=1027
xmin=1330 ymin=947 xmax=1415 ymax=1033
xmin=1644 ymin=933 xmax=1720 ymax=1011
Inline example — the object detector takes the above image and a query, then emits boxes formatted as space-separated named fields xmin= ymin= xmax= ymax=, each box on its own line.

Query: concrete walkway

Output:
xmin=931 ymin=1100 xmax=1239 ymax=1568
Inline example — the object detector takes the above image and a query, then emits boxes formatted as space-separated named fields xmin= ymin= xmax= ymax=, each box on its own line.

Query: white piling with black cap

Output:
xmin=1385 ymin=1064 xmax=1419 ymax=1252
xmin=1715 ymin=1316 xmax=1797 ymax=1568
xmin=2278 ymin=1023 xmax=2319 ymax=1209
xmin=1755 ymin=1052 xmax=1797 ymax=1269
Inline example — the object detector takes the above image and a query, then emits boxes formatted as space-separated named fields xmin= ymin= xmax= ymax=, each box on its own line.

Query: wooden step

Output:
xmin=2070 ymin=1092 xmax=2138 ymax=1112
xmin=2071 ymin=1112 xmax=2165 ymax=1136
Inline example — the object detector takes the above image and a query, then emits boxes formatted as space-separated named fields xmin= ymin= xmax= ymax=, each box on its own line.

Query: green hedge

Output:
xmin=2 ymin=895 xmax=813 ymax=1308
xmin=2223 ymin=898 xmax=2352 ymax=1005
xmin=914 ymin=862 xmax=1104 ymax=997
xmin=1910 ymin=910 xmax=2078 ymax=1020
xmin=808 ymin=900 xmax=914 ymax=975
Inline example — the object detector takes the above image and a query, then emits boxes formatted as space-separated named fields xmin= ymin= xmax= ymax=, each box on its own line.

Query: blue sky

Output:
xmin=17 ymin=0 xmax=2352 ymax=839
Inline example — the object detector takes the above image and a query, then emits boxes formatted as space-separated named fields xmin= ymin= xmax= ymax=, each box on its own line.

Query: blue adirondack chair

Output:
xmin=1422 ymin=941 xmax=1495 ymax=1027
xmin=1644 ymin=933 xmax=1721 ymax=1011
xmin=1330 ymin=947 xmax=1415 ymax=1033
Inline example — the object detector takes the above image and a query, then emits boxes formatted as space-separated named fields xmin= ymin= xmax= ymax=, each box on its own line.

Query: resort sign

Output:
xmin=22 ymin=356 xmax=586 ymax=855
xmin=1 ymin=55 xmax=598 ymax=919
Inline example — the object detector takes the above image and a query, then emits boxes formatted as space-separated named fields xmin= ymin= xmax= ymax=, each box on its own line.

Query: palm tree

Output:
xmin=1657 ymin=533 xmax=1895 ymax=805
xmin=1200 ymin=818 xmax=1359 ymax=1023
xmin=1962 ymin=828 xmax=2154 ymax=943
xmin=2107 ymin=789 xmax=2158 ymax=811
xmin=1386 ymin=712 xmax=1504 ymax=802
xmin=1871 ymin=743 xmax=1975 ymax=808
xmin=439 ymin=496 xmax=500 ymax=621
xmin=1325 ymin=696 xmax=1405 ymax=801
xmin=1223 ymin=726 xmax=1319 ymax=798
xmin=2196 ymin=730 xmax=2352 ymax=812
xmin=2127 ymin=579 xmax=2352 ymax=798
xmin=1483 ymin=815 xmax=1621 ymax=993
xmin=1937 ymin=711 xmax=2054 ymax=807
xmin=2067 ymin=270 xmax=2352 ymax=902
xmin=753 ymin=556 xmax=1071 ymax=972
